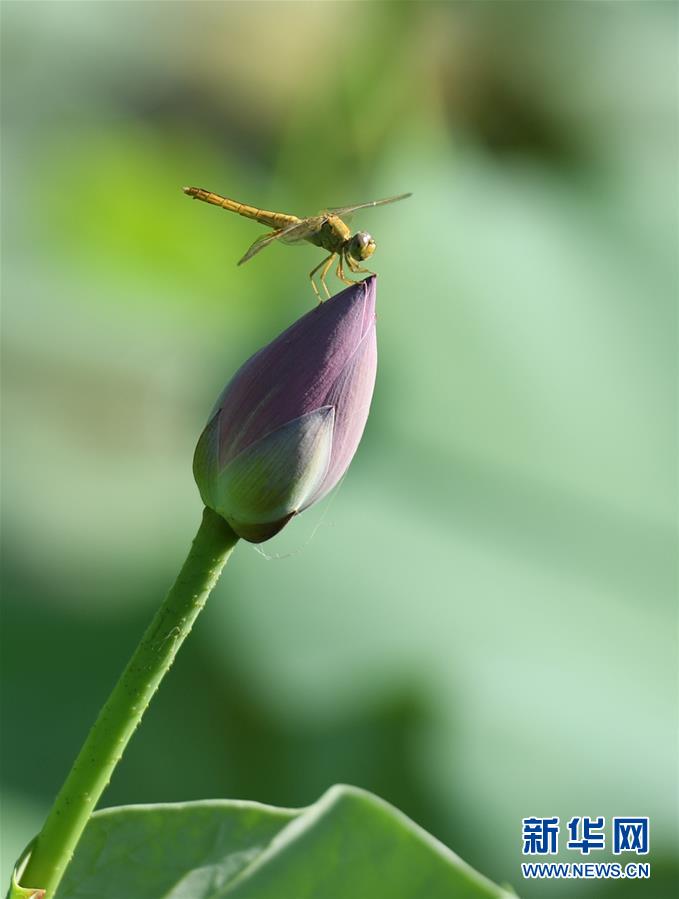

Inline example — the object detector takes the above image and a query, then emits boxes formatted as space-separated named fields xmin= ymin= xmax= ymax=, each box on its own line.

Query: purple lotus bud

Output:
xmin=194 ymin=277 xmax=377 ymax=542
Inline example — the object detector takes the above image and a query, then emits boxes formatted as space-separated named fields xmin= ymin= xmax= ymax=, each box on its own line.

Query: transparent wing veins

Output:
xmin=326 ymin=192 xmax=412 ymax=218
xmin=237 ymin=217 xmax=316 ymax=265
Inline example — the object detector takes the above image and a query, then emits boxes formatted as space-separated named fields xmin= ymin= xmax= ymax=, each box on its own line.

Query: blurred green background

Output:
xmin=1 ymin=1 xmax=677 ymax=895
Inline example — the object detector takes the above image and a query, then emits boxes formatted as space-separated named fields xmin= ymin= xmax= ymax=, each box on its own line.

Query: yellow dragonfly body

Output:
xmin=183 ymin=186 xmax=412 ymax=299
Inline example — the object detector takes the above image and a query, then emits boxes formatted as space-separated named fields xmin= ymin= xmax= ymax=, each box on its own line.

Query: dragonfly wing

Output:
xmin=238 ymin=231 xmax=284 ymax=266
xmin=327 ymin=192 xmax=412 ymax=218
xmin=237 ymin=217 xmax=324 ymax=265
xmin=279 ymin=215 xmax=325 ymax=244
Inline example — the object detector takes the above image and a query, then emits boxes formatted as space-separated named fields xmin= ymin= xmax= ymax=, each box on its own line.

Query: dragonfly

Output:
xmin=182 ymin=186 xmax=412 ymax=300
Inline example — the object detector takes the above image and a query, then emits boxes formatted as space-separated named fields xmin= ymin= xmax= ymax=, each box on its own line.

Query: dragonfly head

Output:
xmin=347 ymin=231 xmax=376 ymax=262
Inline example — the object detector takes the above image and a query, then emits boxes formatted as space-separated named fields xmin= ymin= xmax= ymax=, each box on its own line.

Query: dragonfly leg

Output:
xmin=319 ymin=254 xmax=336 ymax=299
xmin=346 ymin=254 xmax=375 ymax=276
xmin=336 ymin=252 xmax=358 ymax=286
xmin=309 ymin=253 xmax=335 ymax=302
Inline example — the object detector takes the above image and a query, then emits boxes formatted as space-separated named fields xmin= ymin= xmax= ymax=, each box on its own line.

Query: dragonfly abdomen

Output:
xmin=182 ymin=187 xmax=299 ymax=230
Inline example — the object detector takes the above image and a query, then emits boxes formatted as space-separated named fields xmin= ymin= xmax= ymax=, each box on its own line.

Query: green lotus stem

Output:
xmin=20 ymin=508 xmax=239 ymax=898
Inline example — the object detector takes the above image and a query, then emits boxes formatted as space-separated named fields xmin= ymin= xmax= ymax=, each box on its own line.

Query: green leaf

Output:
xmin=44 ymin=785 xmax=514 ymax=899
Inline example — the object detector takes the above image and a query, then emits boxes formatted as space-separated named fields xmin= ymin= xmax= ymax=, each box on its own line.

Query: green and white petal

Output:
xmin=213 ymin=406 xmax=335 ymax=542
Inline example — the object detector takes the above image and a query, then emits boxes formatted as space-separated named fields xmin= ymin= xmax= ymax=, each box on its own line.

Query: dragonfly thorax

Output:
xmin=347 ymin=231 xmax=376 ymax=262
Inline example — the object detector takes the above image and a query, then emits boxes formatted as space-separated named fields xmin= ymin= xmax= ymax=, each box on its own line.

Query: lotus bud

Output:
xmin=194 ymin=277 xmax=378 ymax=542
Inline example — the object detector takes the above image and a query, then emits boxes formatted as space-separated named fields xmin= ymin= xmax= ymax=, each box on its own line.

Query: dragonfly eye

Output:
xmin=350 ymin=231 xmax=376 ymax=261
